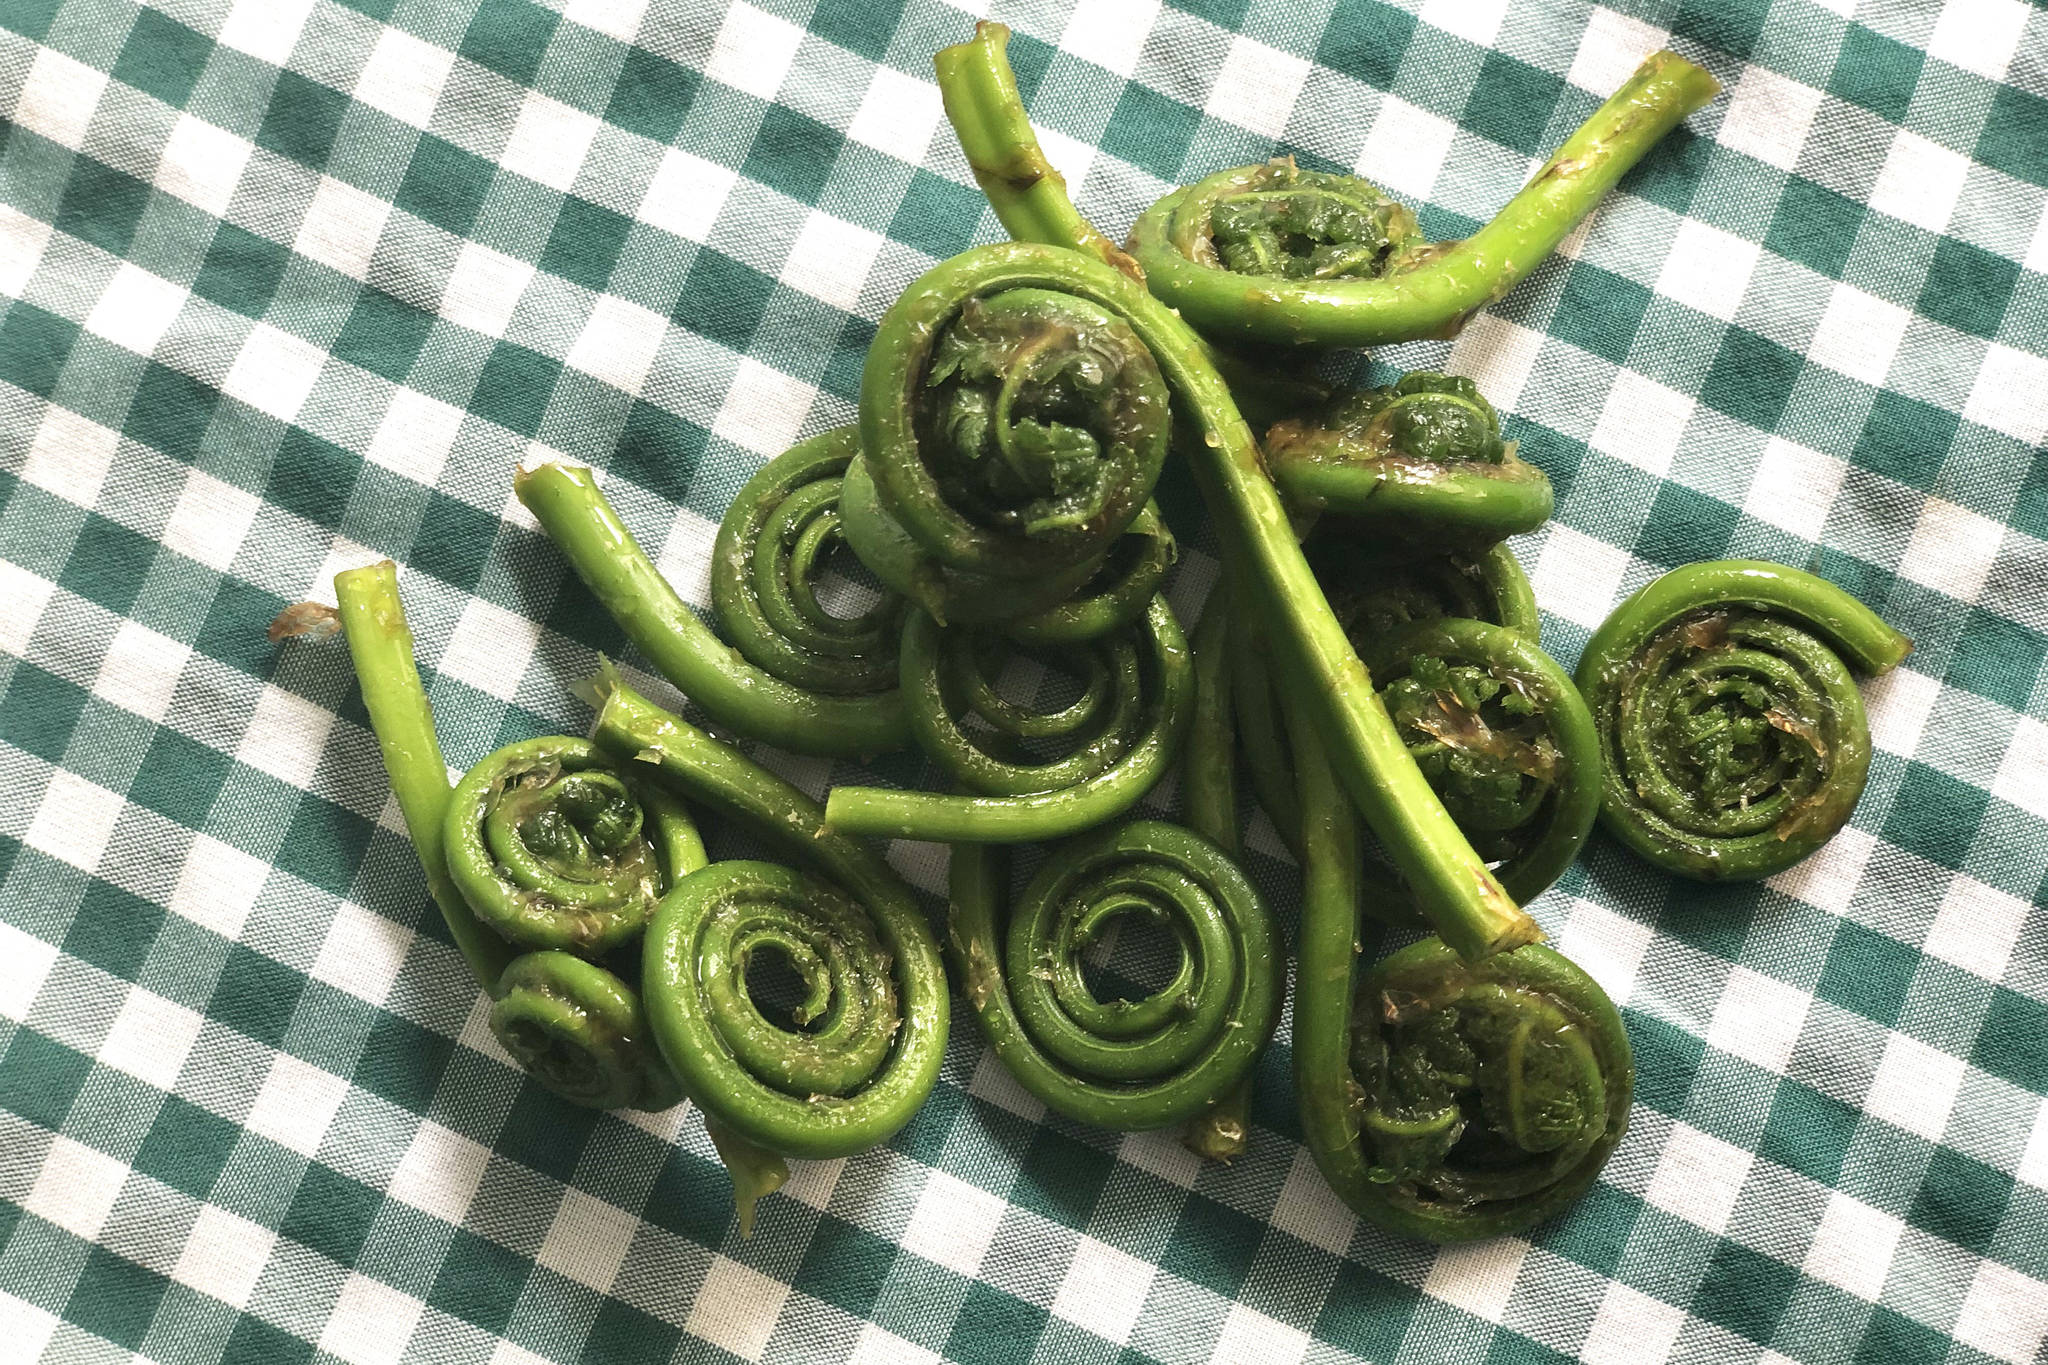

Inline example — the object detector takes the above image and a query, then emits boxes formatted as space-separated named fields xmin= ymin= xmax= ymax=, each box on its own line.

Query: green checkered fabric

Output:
xmin=2 ymin=0 xmax=2043 ymax=1361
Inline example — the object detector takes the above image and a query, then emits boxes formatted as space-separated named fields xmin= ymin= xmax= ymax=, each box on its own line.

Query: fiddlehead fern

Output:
xmin=1004 ymin=503 xmax=1174 ymax=646
xmin=947 ymin=821 xmax=1280 ymax=1132
xmin=1317 ymin=540 xmax=1539 ymax=644
xmin=1575 ymin=559 xmax=1911 ymax=881
xmin=1265 ymin=372 xmax=1552 ymax=544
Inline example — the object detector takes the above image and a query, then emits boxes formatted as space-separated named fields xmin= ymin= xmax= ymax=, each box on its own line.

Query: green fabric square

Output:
xmin=1882 ymin=762 xmax=1987 ymax=869
xmin=196 ymin=578 xmax=290 ymax=676
xmin=397 ymin=135 xmax=498 ymax=238
xmin=1102 ymin=83 xmax=1201 ymax=182
xmin=193 ymin=224 xmax=290 ymax=319
xmin=677 ymin=248 xmax=774 ymax=350
xmin=461 ymin=0 xmax=560 ymax=88
xmin=62 ymin=514 xmax=159 ymax=617
xmin=496 ymin=1088 xmax=599 ymax=1183
xmin=611 ymin=401 xmax=703 ymax=505
xmin=1972 ymin=987 xmax=2048 ymax=1091
xmin=267 ymin=428 xmax=362 ymax=529
xmin=66 ymin=1245 xmax=168 ymax=1349
xmin=539 ymin=196 xmax=633 ymax=291
xmin=1700 ymin=327 xmax=1802 ymax=432
xmin=113 ymin=9 xmax=213 ymax=109
xmin=354 ymin=1011 xmax=451 ymax=1115
xmin=412 ymin=491 xmax=499 ymax=591
xmin=1012 ymin=1129 xmax=1110 ymax=1231
xmin=1316 ymin=1262 xmax=1419 ymax=1361
xmin=282 ymin=1163 xmax=383 ymax=1265
xmin=605 ymin=48 xmax=698 ymax=144
xmin=1 ymin=664 xmax=86 ymax=765
xmin=0 ymin=1028 xmax=90 ymax=1130
xmin=1620 ymin=126 xmax=1710 ymax=217
xmin=1161 ymin=1193 xmax=1262 ymax=1297
xmin=1765 ymin=176 xmax=1862 ymax=280
xmin=471 ymin=341 xmax=561 ymax=438
xmin=258 ymin=70 xmax=351 ymax=169
xmin=1464 ymin=53 xmax=1564 ymax=158
xmin=1908 ymin=1147 xmax=2011 ymax=1254
xmin=1948 ymin=609 xmax=2044 ymax=712
xmin=1693 ymin=1240 xmax=1797 ymax=1344
xmin=1976 ymin=85 xmax=2048 ymax=189
xmin=335 ymin=0 xmax=398 ymax=21
xmin=1673 ymin=0 xmax=1768 ymax=60
xmin=1627 ymin=1012 xmax=1703 ymax=1116
xmin=0 ymin=303 xmax=80 ymax=399
xmin=1853 ymin=1307 xmax=1945 ymax=1365
xmin=583 ymin=1298 xmax=680 ymax=1365
xmin=820 ymin=314 xmax=874 ymax=404
xmin=0 ymin=0 xmax=63 ymax=41
xmin=1851 ymin=389 xmax=1957 ymax=489
xmin=1542 ymin=1180 xmax=1638 ymax=1277
xmin=210 ymin=945 xmax=304 ymax=1047
xmin=891 ymin=169 xmax=983 ymax=260
xmin=1550 ymin=263 xmax=1651 ymax=366
xmin=886 ymin=1075 xmax=969 ymax=1169
xmin=331 ymin=287 xmax=435 ymax=384
xmin=946 ymin=1283 xmax=1048 ymax=1365
xmin=542 ymin=567 xmax=628 ymax=655
xmin=134 ymin=1094 xmax=239 ymax=1200
xmin=1917 ymin=236 xmax=2017 ymax=340
xmin=810 ymin=0 xmax=902 ymax=61
xmin=643 ymin=1148 xmax=733 ymax=1244
xmin=221 ymin=1315 xmax=314 ymax=1365
xmin=1486 ymin=1331 xmax=1573 ymax=1365
xmin=744 ymin=105 xmax=843 ymax=205
xmin=129 ymin=729 xmax=231 ymax=830
xmin=1828 ymin=27 xmax=1923 ymax=125
xmin=795 ymin=1214 xmax=896 ymax=1319
xmin=1759 ymin=1078 xmax=1857 ymax=1184
xmin=127 ymin=362 xmax=223 ymax=464
xmin=1817 ymin=921 xmax=1916 ymax=1027
xmin=65 ymin=881 xmax=163 ymax=983
xmin=1172 ymin=0 xmax=1249 ymax=27
xmin=430 ymin=1227 xmax=530 ymax=1334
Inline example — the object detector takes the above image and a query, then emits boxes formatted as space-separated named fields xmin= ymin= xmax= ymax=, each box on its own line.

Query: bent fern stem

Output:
xmin=1575 ymin=559 xmax=1911 ymax=881
xmin=947 ymin=821 xmax=1281 ymax=1132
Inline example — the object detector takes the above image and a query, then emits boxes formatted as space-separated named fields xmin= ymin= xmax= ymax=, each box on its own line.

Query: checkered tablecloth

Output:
xmin=2 ymin=0 xmax=2044 ymax=1361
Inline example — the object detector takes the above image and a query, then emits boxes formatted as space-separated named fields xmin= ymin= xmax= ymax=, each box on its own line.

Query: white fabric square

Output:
xmin=639 ymin=148 xmax=736 ymax=243
xmin=294 ymin=176 xmax=391 ymax=280
xmin=1802 ymin=1190 xmax=1904 ymax=1301
xmin=780 ymin=1157 xmax=842 ymax=1211
xmin=163 ymin=468 xmax=262 ymax=573
xmin=366 ymin=387 xmax=465 ymax=486
xmin=1423 ymin=1236 xmax=1528 ymax=1323
xmin=847 ymin=65 xmax=943 ymax=165
xmin=1359 ymin=97 xmax=1457 ymax=200
xmin=563 ymin=0 xmax=648 ymax=43
xmin=0 ymin=202 xmax=52 ymax=297
xmin=490 ymin=1344 xmax=558 ymax=1365
xmin=1963 ymin=343 xmax=2048 ymax=447
xmin=172 ymin=1205 xmax=276 ymax=1310
xmin=0 ymin=921 xmax=58 ymax=1022
xmin=440 ymin=241 xmax=534 ymax=340
xmin=85 ymin=262 xmax=190 ymax=357
xmin=1210 ymin=1304 xmax=1309 ymax=1365
xmin=438 ymin=596 xmax=541 ymax=702
xmin=1420 ymin=0 xmax=1507 ymax=47
xmin=1869 ymin=130 xmax=1970 ymax=234
xmin=320 ymin=1273 xmax=423 ymax=1365
xmin=1531 ymin=524 xmax=1632 ymax=629
xmin=1569 ymin=9 xmax=1669 ymax=95
xmin=1806 ymin=282 xmax=1911 ymax=388
xmin=93 ymin=619 xmax=190 ymax=724
xmin=1060 ymin=0 xmax=1158 ymax=78
xmin=245 ymin=1053 xmax=349 ymax=1157
xmin=704 ymin=2 xmax=803 ymax=101
xmin=311 ymin=901 xmax=413 ymax=1005
xmin=967 ymin=1048 xmax=1045 ymax=1121
xmin=1717 ymin=66 xmax=1823 ymax=172
xmin=1589 ymin=368 xmax=1694 ymax=476
xmin=218 ymin=0 xmax=315 ymax=66
xmin=238 ymin=683 xmax=335 ymax=787
xmin=1768 ymin=825 xmax=1875 ymax=917
xmin=846 ymin=1324 xmax=941 ymax=1365
xmin=1927 ymin=0 xmax=2032 ymax=82
xmin=1446 ymin=314 xmax=1545 ymax=412
xmin=1655 ymin=220 xmax=1760 ymax=322
xmin=0 ymin=560 xmax=54 ymax=657
xmin=389 ymin=1119 xmax=491 ymax=1225
xmin=499 ymin=91 xmax=602 ymax=194
xmin=24 ymin=1136 xmax=128 ymax=1240
xmin=23 ymin=403 xmax=122 ymax=509
xmin=1952 ymin=1257 xmax=2048 ymax=1364
xmin=686 ymin=1255 xmax=790 ymax=1362
xmin=1705 ymin=966 xmax=1809 ymax=1074
xmin=1037 ymin=126 xmax=1097 ymax=196
xmin=1051 ymin=1235 xmax=1154 ymax=1344
xmin=567 ymin=295 xmax=668 ymax=395
xmin=170 ymin=833 xmax=270 ymax=940
xmin=712 ymin=358 xmax=814 ymax=458
xmin=537 ymin=1189 xmax=638 ymax=1294
xmin=2027 ymin=199 xmax=2048 ymax=276
xmin=223 ymin=321 xmax=328 ymax=421
xmin=1861 ymin=664 xmax=1940 ymax=759
xmin=13 ymin=47 xmax=106 ymax=150
xmin=1865 ymin=1031 xmax=1966 ymax=1141
xmin=1993 ymin=717 xmax=2048 ymax=820
xmin=1207 ymin=35 xmax=1310 ymax=141
xmin=0 ymin=1293 xmax=59 ymax=1363
xmin=900 ymin=1169 xmax=1006 ymax=1277
xmin=1558 ymin=899 xmax=1655 ymax=1006
xmin=1119 ymin=1127 xmax=1200 ymax=1187
xmin=156 ymin=115 xmax=254 ymax=218
xmin=1743 ymin=436 xmax=1843 ymax=542
xmin=100 ymin=985 xmax=205 ymax=1091
xmin=1269 ymin=1147 xmax=1355 ymax=1256
xmin=1582 ymin=1282 xmax=1687 ymax=1365
xmin=2019 ymin=1099 xmax=2048 ymax=1190
xmin=654 ymin=505 xmax=719 ymax=608
xmin=352 ymin=27 xmax=455 ymax=129
xmin=24 ymin=769 xmax=125 ymax=873
xmin=780 ymin=211 xmax=884 ymax=313
xmin=1644 ymin=1122 xmax=1752 ymax=1234
xmin=1897 ymin=496 xmax=2002 ymax=601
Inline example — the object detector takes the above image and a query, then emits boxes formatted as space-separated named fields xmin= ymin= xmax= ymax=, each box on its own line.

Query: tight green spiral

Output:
xmin=489 ymin=952 xmax=682 ymax=1111
xmin=1576 ymin=560 xmax=1911 ymax=881
xmin=949 ymin=821 xmax=1280 ymax=1132
xmin=1315 ymin=540 xmax=1540 ymax=644
xmin=1004 ymin=503 xmax=1174 ymax=645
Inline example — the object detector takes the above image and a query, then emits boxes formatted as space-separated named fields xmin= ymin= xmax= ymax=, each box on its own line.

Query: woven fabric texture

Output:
xmin=1 ymin=0 xmax=2044 ymax=1362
